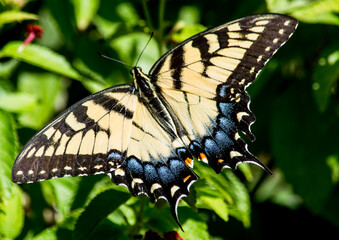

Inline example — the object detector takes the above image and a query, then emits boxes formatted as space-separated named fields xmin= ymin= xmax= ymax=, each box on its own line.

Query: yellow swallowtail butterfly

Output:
xmin=12 ymin=14 xmax=298 ymax=227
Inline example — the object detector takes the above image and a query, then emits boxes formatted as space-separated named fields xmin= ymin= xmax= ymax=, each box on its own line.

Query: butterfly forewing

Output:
xmin=150 ymin=14 xmax=298 ymax=173
xmin=12 ymin=85 xmax=137 ymax=183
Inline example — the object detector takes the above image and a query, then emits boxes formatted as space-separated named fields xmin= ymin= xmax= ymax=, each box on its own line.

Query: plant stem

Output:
xmin=158 ymin=0 xmax=166 ymax=55
xmin=141 ymin=0 xmax=153 ymax=30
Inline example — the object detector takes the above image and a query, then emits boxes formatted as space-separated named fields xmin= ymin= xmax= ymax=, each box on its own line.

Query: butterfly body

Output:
xmin=12 ymin=14 xmax=298 ymax=226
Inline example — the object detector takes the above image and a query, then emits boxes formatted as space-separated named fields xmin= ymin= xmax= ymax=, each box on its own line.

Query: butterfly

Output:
xmin=12 ymin=14 xmax=298 ymax=227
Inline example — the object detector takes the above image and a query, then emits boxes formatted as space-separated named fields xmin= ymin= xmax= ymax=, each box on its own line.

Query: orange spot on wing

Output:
xmin=185 ymin=157 xmax=193 ymax=167
xmin=198 ymin=153 xmax=208 ymax=163
xmin=218 ymin=159 xmax=224 ymax=164
xmin=183 ymin=175 xmax=191 ymax=182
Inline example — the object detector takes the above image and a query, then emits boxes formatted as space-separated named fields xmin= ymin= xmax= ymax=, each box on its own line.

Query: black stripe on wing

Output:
xmin=12 ymin=85 xmax=136 ymax=184
xmin=149 ymin=14 xmax=298 ymax=174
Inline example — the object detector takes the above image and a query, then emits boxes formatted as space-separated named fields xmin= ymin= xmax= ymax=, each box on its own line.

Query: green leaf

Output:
xmin=32 ymin=227 xmax=58 ymax=240
xmin=41 ymin=177 xmax=81 ymax=221
xmin=255 ymin=170 xmax=303 ymax=209
xmin=0 ymin=185 xmax=24 ymax=239
xmin=115 ymin=2 xmax=139 ymax=27
xmin=327 ymin=155 xmax=339 ymax=183
xmin=199 ymin=196 xmax=228 ymax=221
xmin=0 ymin=92 xmax=37 ymax=113
xmin=0 ymin=110 xmax=24 ymax=238
xmin=72 ymin=0 xmax=100 ymax=30
xmin=73 ymin=188 xmax=130 ymax=240
xmin=93 ymin=15 xmax=120 ymax=39
xmin=171 ymin=23 xmax=206 ymax=43
xmin=224 ymin=171 xmax=251 ymax=227
xmin=0 ymin=10 xmax=38 ymax=26
xmin=45 ymin=0 xmax=75 ymax=43
xmin=178 ymin=5 xmax=201 ymax=24
xmin=291 ymin=0 xmax=339 ymax=25
xmin=312 ymin=47 xmax=339 ymax=112
xmin=0 ymin=110 xmax=18 ymax=199
xmin=110 ymin=32 xmax=160 ymax=73
xmin=0 ymin=41 xmax=84 ymax=81
xmin=266 ymin=0 xmax=311 ymax=13
xmin=0 ymin=110 xmax=23 ymax=239
xmin=194 ymin=162 xmax=251 ymax=227
xmin=16 ymin=72 xmax=67 ymax=129
xmin=0 ymin=58 xmax=19 ymax=78
xmin=266 ymin=0 xmax=339 ymax=25
xmin=178 ymin=207 xmax=209 ymax=240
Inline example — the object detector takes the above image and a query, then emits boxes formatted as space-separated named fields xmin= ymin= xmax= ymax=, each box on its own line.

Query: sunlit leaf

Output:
xmin=32 ymin=226 xmax=58 ymax=240
xmin=326 ymin=155 xmax=339 ymax=183
xmin=0 ymin=111 xmax=23 ymax=239
xmin=0 ymin=10 xmax=38 ymax=26
xmin=116 ymin=2 xmax=139 ymax=27
xmin=194 ymin=162 xmax=251 ymax=227
xmin=0 ymin=110 xmax=18 ymax=199
xmin=16 ymin=72 xmax=67 ymax=129
xmin=171 ymin=23 xmax=206 ymax=43
xmin=0 ymin=185 xmax=24 ymax=239
xmin=0 ymin=92 xmax=37 ymax=113
xmin=93 ymin=15 xmax=120 ymax=39
xmin=291 ymin=0 xmax=339 ymax=25
xmin=0 ymin=41 xmax=84 ymax=81
xmin=179 ymin=207 xmax=209 ymax=240
xmin=178 ymin=5 xmax=201 ymax=24
xmin=266 ymin=0 xmax=339 ymax=25
xmin=72 ymin=0 xmax=100 ymax=30
xmin=110 ymin=32 xmax=160 ymax=73
xmin=199 ymin=196 xmax=228 ymax=221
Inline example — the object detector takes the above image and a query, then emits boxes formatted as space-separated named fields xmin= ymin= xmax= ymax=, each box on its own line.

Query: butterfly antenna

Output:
xmin=135 ymin=32 xmax=154 ymax=67
xmin=97 ymin=52 xmax=133 ymax=69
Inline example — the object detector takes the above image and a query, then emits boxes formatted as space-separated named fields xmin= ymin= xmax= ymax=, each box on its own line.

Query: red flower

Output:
xmin=163 ymin=231 xmax=180 ymax=240
xmin=19 ymin=24 xmax=43 ymax=52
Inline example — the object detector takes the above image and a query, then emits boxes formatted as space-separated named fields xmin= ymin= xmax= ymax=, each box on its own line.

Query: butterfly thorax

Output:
xmin=131 ymin=67 xmax=178 ymax=139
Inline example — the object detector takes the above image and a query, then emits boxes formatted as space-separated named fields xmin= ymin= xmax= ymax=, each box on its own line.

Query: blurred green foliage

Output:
xmin=0 ymin=0 xmax=338 ymax=239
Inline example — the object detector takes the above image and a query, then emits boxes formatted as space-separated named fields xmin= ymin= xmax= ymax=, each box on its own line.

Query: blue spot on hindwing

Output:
xmin=144 ymin=164 xmax=160 ymax=183
xmin=108 ymin=151 xmax=122 ymax=161
xmin=203 ymin=137 xmax=221 ymax=157
xmin=214 ymin=129 xmax=233 ymax=149
xmin=127 ymin=157 xmax=143 ymax=176
xmin=218 ymin=102 xmax=235 ymax=118
xmin=169 ymin=159 xmax=186 ymax=179
xmin=158 ymin=165 xmax=175 ymax=186
xmin=219 ymin=85 xmax=228 ymax=98
xmin=218 ymin=116 xmax=236 ymax=132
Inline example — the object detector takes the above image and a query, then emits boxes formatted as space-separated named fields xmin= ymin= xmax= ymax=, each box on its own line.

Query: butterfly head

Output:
xmin=130 ymin=66 xmax=152 ymax=92
xmin=130 ymin=66 xmax=143 ymax=79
